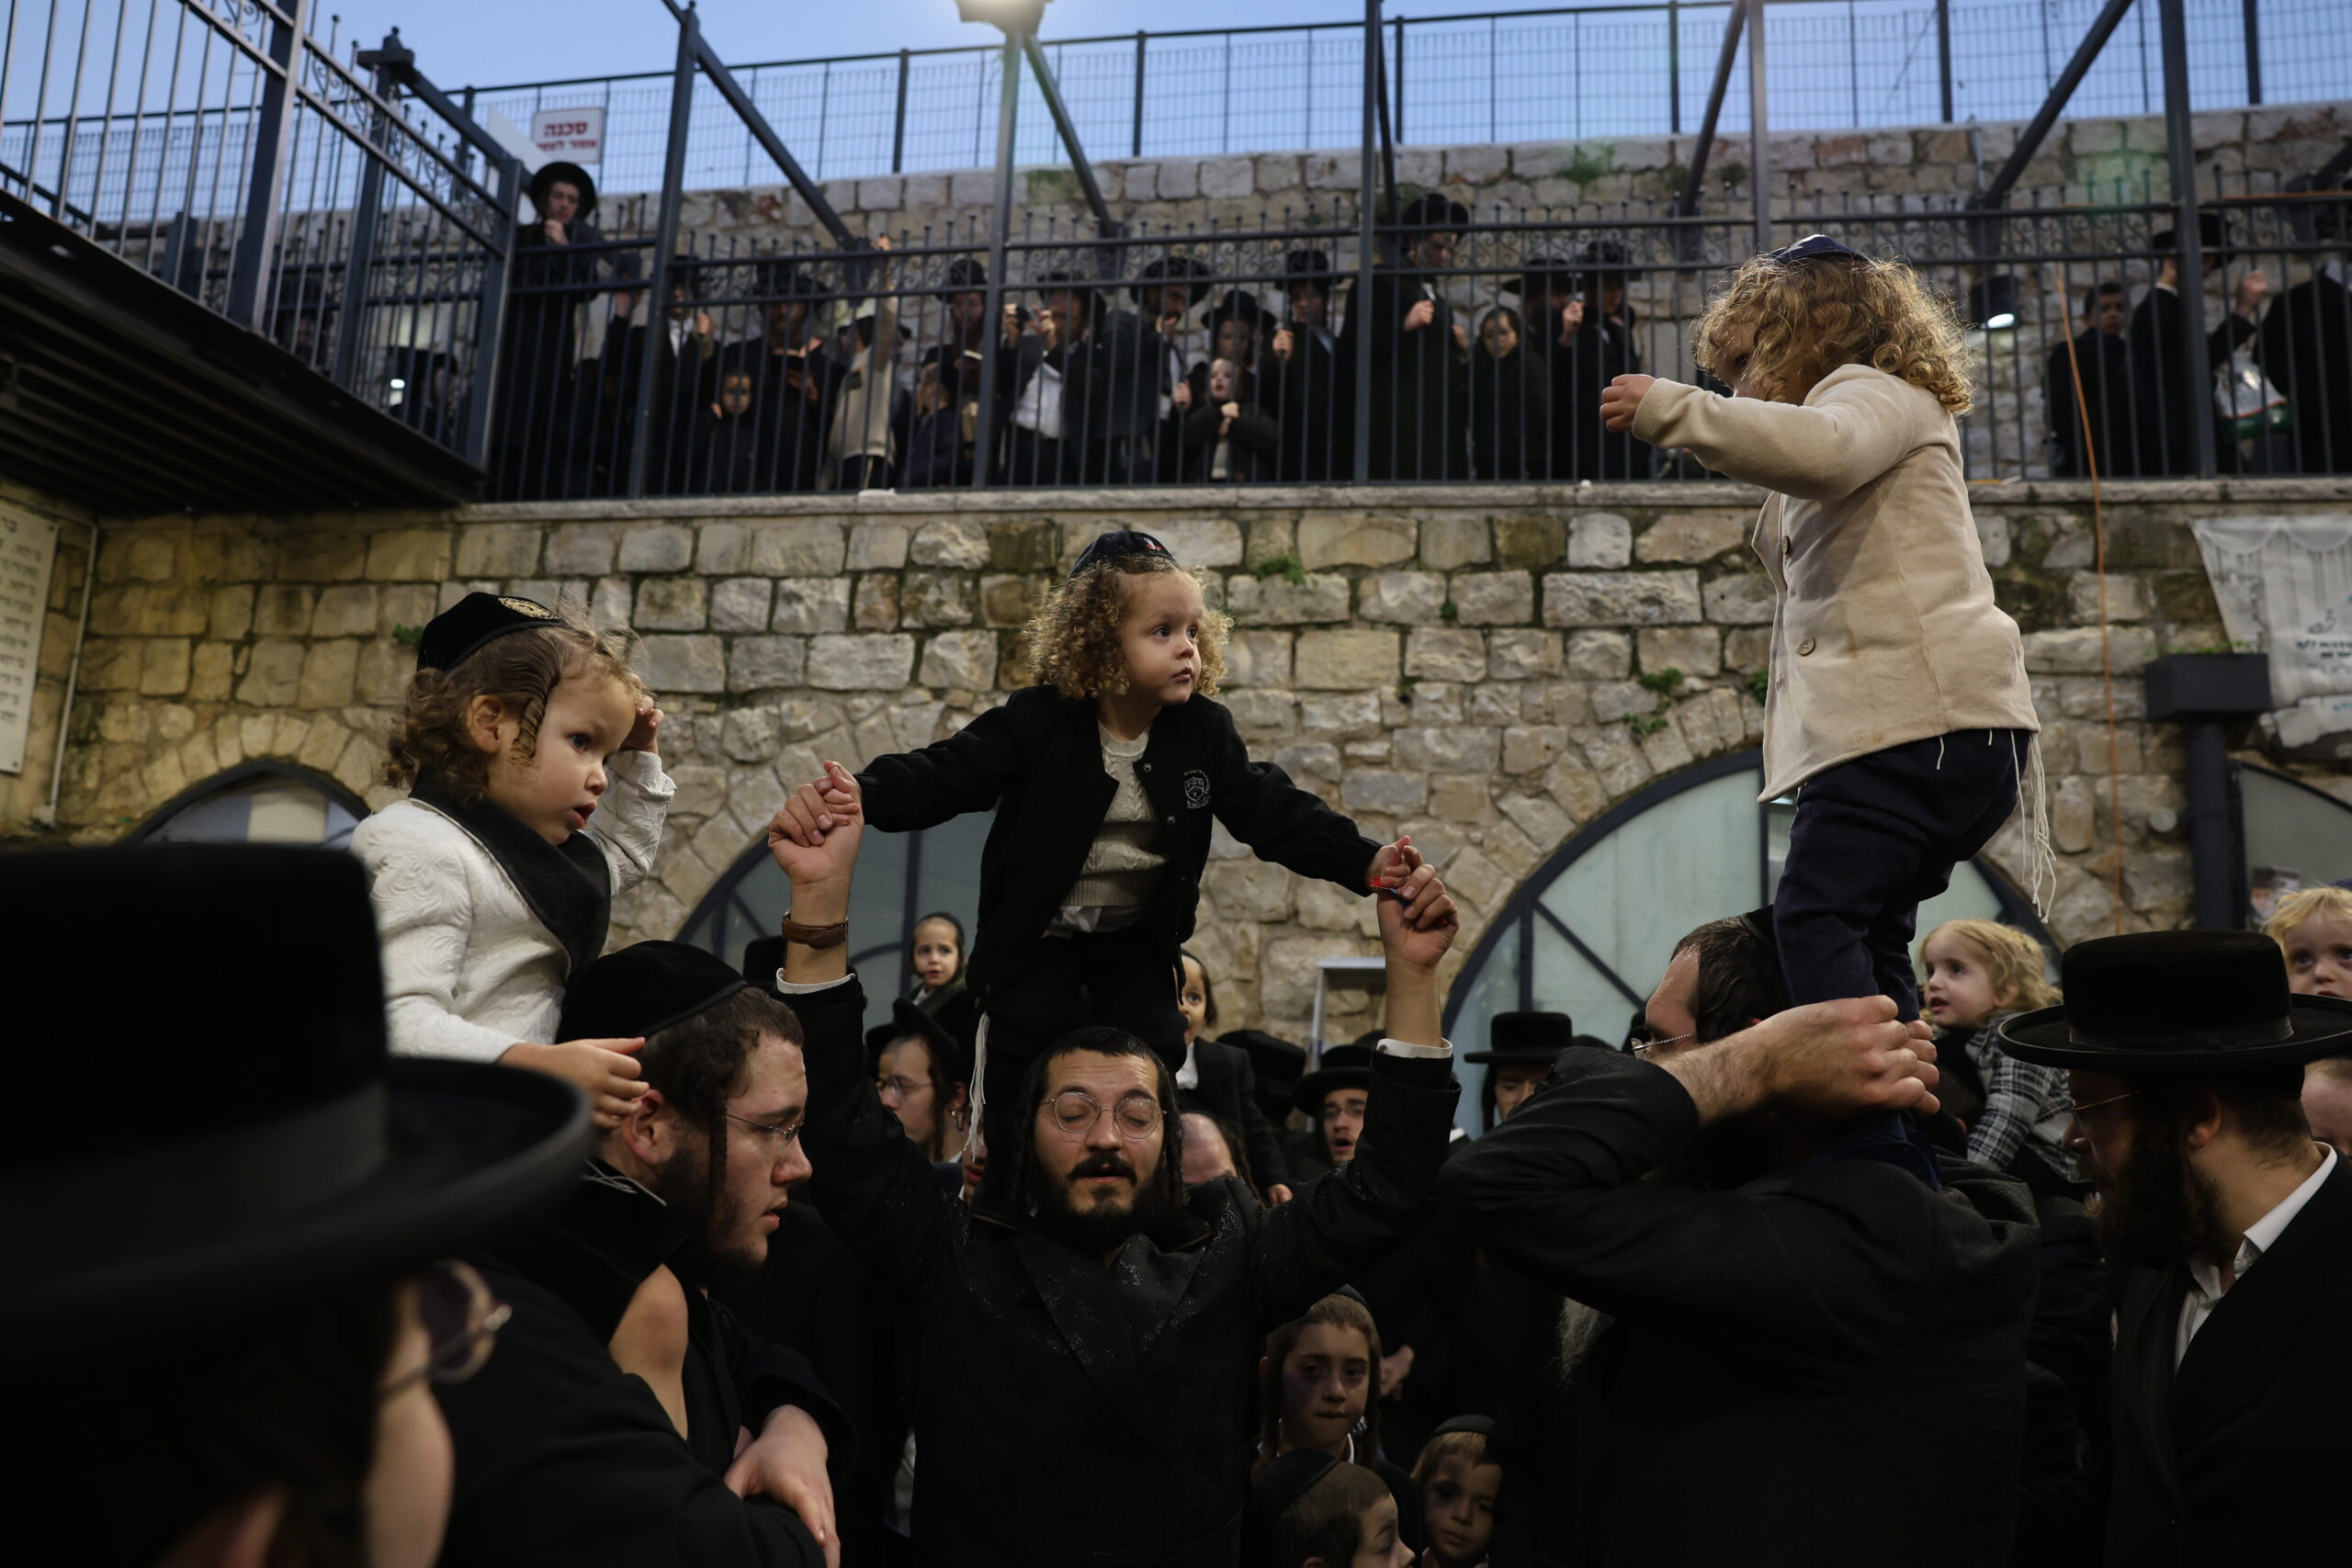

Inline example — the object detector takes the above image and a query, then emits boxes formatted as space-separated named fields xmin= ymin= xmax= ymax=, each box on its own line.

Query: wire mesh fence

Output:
xmin=456 ymin=0 xmax=2352 ymax=194
xmin=476 ymin=166 xmax=2350 ymax=502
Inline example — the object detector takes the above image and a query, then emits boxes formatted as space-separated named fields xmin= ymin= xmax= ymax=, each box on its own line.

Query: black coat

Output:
xmin=857 ymin=687 xmax=1379 ymax=1013
xmin=1180 ymin=1036 xmax=1292 ymax=1190
xmin=795 ymin=976 xmax=1460 ymax=1568
xmin=436 ymin=1165 xmax=851 ymax=1568
xmin=2128 ymin=286 xmax=2256 ymax=474
xmin=1468 ymin=344 xmax=1553 ymax=481
xmin=2045 ymin=328 xmax=2146 ymax=478
xmin=2105 ymin=1156 xmax=2352 ymax=1565
xmin=2258 ymin=272 xmax=2352 ymax=476
xmin=1182 ymin=399 xmax=1280 ymax=482
xmin=1439 ymin=1051 xmax=2039 ymax=1568
xmin=1267 ymin=322 xmax=1348 ymax=481
xmin=1340 ymin=270 xmax=1465 ymax=480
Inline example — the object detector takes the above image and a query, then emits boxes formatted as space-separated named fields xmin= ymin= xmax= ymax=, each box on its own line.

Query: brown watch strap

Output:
xmin=779 ymin=913 xmax=849 ymax=950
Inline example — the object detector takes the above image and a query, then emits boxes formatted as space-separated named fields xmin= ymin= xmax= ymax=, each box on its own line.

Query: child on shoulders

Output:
xmin=1920 ymin=918 xmax=2073 ymax=1180
xmin=351 ymin=592 xmax=672 ymax=1126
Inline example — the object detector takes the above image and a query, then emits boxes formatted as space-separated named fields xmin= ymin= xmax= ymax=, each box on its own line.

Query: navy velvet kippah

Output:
xmin=560 ymin=941 xmax=748 ymax=1043
xmin=1071 ymin=529 xmax=1172 ymax=576
xmin=1768 ymin=232 xmax=1869 ymax=265
xmin=416 ymin=592 xmax=562 ymax=672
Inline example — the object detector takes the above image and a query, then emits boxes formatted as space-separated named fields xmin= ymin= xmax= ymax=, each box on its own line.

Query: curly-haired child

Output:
xmin=1600 ymin=235 xmax=2046 ymax=1184
xmin=351 ymin=592 xmax=673 ymax=1127
xmin=1918 ymin=918 xmax=2072 ymax=1180
xmin=801 ymin=529 xmax=1441 ymax=1213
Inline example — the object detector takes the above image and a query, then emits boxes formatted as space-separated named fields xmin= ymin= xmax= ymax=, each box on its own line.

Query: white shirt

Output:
xmin=2175 ymin=1145 xmax=2337 ymax=1367
xmin=1013 ymin=358 xmax=1063 ymax=438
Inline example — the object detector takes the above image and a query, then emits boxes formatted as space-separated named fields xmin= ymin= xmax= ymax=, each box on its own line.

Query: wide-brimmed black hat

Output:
xmin=1131 ymin=254 xmax=1213 ymax=305
xmin=1576 ymin=235 xmax=1644 ymax=285
xmin=1293 ymin=1043 xmax=1375 ymax=1115
xmin=528 ymin=160 xmax=598 ymax=220
xmin=865 ymin=997 xmax=974 ymax=1082
xmin=417 ymin=591 xmax=561 ymax=673
xmin=1466 ymin=1010 xmax=1575 ymax=1065
xmin=1072 ymin=527 xmax=1172 ymax=575
xmin=752 ymin=256 xmax=822 ymax=301
xmin=2151 ymin=211 xmax=2234 ymax=265
xmin=1204 ymin=288 xmax=1270 ymax=332
xmin=1500 ymin=254 xmax=1577 ymax=297
xmin=1389 ymin=191 xmax=1471 ymax=231
xmin=940 ymin=256 xmax=989 ymax=292
xmin=2000 ymin=930 xmax=2352 ymax=1073
xmin=1282 ymin=250 xmax=1335 ymax=288
xmin=560 ymin=940 xmax=747 ymax=1043
xmin=9 ymin=845 xmax=588 ymax=1367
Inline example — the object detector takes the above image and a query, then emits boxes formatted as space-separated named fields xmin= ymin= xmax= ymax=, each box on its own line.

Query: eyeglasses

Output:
xmin=1043 ymin=1089 xmax=1164 ymax=1140
xmin=381 ymin=1259 xmax=510 ymax=1398
xmin=876 ymin=1075 xmax=927 ymax=1104
xmin=1625 ymin=1030 xmax=1697 ymax=1059
xmin=726 ymin=1111 xmax=806 ymax=1151
xmin=2064 ymin=1089 xmax=2136 ymax=1119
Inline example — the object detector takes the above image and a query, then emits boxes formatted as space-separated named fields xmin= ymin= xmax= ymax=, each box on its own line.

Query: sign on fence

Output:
xmin=2190 ymin=513 xmax=2352 ymax=756
xmin=530 ymin=107 xmax=606 ymax=166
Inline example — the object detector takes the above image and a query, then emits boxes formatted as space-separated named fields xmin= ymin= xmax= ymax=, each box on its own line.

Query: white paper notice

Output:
xmin=0 ymin=512 xmax=59 ymax=775
xmin=2188 ymin=513 xmax=2352 ymax=748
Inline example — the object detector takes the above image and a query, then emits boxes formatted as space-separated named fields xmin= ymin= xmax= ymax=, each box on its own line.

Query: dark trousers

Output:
xmin=1775 ymin=729 xmax=2029 ymax=1021
xmin=838 ymin=455 xmax=894 ymax=491
xmin=974 ymin=923 xmax=1187 ymax=1213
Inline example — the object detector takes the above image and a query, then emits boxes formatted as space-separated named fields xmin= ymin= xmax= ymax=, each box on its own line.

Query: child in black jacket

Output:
xmin=801 ymin=529 xmax=1439 ymax=1212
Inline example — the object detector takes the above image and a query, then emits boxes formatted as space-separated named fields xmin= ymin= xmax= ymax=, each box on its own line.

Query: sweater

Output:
xmin=1632 ymin=364 xmax=2040 ymax=799
xmin=351 ymin=750 xmax=674 ymax=1060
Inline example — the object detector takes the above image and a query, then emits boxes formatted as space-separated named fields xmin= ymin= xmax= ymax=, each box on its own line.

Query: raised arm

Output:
xmin=582 ymin=745 xmax=676 ymax=897
xmin=769 ymin=766 xmax=964 ymax=1297
xmin=1247 ymin=870 xmax=1462 ymax=1326
xmin=1438 ymin=999 xmax=1949 ymax=1354
xmin=854 ymin=695 xmax=1025 ymax=833
xmin=1204 ymin=701 xmax=1383 ymax=893
xmin=1628 ymin=367 xmax=1932 ymax=502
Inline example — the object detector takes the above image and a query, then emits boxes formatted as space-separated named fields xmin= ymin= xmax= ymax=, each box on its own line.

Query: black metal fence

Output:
xmin=487 ymin=165 xmax=2350 ymax=502
xmin=0 ymin=0 xmax=522 ymax=463
xmin=464 ymin=0 xmax=2352 ymax=193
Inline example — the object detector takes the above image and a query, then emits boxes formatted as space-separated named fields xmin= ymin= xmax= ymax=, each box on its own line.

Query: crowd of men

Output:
xmin=454 ymin=164 xmax=2352 ymax=499
xmin=27 ymin=799 xmax=2352 ymax=1567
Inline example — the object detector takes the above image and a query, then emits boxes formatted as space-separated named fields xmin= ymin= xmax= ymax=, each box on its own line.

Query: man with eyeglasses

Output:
xmin=433 ymin=940 xmax=855 ymax=1568
xmin=762 ymin=761 xmax=1463 ymax=1568
xmin=1996 ymin=929 xmax=2352 ymax=1563
xmin=17 ymin=844 xmax=588 ymax=1568
xmin=1441 ymin=911 xmax=2042 ymax=1568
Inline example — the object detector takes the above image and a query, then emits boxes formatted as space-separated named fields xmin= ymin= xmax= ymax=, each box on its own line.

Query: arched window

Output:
xmin=1442 ymin=749 xmax=2051 ymax=1134
xmin=2238 ymin=762 xmax=2352 ymax=922
xmin=678 ymin=812 xmax=995 ymax=1037
xmin=123 ymin=760 xmax=368 ymax=849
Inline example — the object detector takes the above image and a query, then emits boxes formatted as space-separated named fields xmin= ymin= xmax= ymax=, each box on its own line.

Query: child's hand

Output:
xmin=504 ymin=1037 xmax=646 ymax=1129
xmin=1600 ymin=373 xmax=1656 ymax=433
xmin=1368 ymin=836 xmax=1449 ymax=930
xmin=621 ymin=703 xmax=663 ymax=754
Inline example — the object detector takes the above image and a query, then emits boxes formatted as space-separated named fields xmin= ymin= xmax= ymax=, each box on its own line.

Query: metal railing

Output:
xmin=480 ymin=164 xmax=2349 ymax=502
xmin=0 ymin=0 xmax=523 ymax=463
xmin=461 ymin=0 xmax=2352 ymax=194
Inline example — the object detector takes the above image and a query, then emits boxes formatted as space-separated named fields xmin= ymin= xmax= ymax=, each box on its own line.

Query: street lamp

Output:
xmin=958 ymin=0 xmax=1051 ymax=490
xmin=1969 ymin=274 xmax=2020 ymax=332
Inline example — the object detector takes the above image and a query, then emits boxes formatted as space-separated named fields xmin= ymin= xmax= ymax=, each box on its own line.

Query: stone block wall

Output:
xmin=27 ymin=478 xmax=2352 ymax=1043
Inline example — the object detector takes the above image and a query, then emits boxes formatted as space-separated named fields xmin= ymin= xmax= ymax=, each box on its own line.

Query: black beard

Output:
xmin=2096 ymin=1108 xmax=2226 ymax=1270
xmin=648 ymin=1126 xmax=765 ymax=1291
xmin=1031 ymin=1148 xmax=1180 ymax=1253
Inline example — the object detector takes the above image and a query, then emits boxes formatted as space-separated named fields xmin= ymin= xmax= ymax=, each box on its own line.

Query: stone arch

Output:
xmin=122 ymin=757 xmax=370 ymax=847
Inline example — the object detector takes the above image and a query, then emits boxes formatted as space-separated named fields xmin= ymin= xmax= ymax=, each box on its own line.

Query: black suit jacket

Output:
xmin=797 ymin=976 xmax=1458 ymax=1568
xmin=1180 ymin=1036 xmax=1291 ymax=1190
xmin=2257 ymin=273 xmax=2352 ymax=475
xmin=437 ymin=1166 xmax=848 ymax=1568
xmin=1440 ymin=1051 xmax=2039 ymax=1568
xmin=859 ymin=687 xmax=1379 ymax=1010
xmin=2128 ymin=287 xmax=2255 ymax=473
xmin=1340 ymin=269 xmax=1465 ymax=480
xmin=2107 ymin=1156 xmax=2352 ymax=1565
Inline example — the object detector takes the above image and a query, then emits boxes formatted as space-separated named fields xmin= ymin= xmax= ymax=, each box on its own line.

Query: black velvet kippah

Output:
xmin=1071 ymin=528 xmax=1171 ymax=576
xmin=1248 ymin=1449 xmax=1343 ymax=1538
xmin=417 ymin=592 xmax=562 ymax=672
xmin=560 ymin=941 xmax=747 ymax=1043
xmin=1768 ymin=232 xmax=1868 ymax=265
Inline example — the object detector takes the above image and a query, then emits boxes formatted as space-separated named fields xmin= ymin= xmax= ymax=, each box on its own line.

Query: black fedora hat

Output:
xmin=865 ymin=997 xmax=974 ymax=1082
xmin=1282 ymin=250 xmax=1335 ymax=287
xmin=528 ymin=160 xmax=598 ymax=220
xmin=1132 ymin=254 xmax=1214 ymax=305
xmin=9 ymin=845 xmax=589 ymax=1367
xmin=1466 ymin=1010 xmax=1575 ymax=1065
xmin=1292 ymin=1043 xmax=1376 ymax=1116
xmin=1389 ymin=190 xmax=1471 ymax=231
xmin=1204 ymin=288 xmax=1270 ymax=332
xmin=1999 ymin=930 xmax=2352 ymax=1073
xmin=940 ymin=255 xmax=989 ymax=292
xmin=1575 ymin=235 xmax=1644 ymax=285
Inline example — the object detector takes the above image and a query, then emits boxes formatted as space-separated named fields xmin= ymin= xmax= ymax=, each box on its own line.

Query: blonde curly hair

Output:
xmin=1023 ymin=554 xmax=1230 ymax=700
xmin=385 ymin=607 xmax=646 ymax=797
xmin=1694 ymin=248 xmax=1975 ymax=414
xmin=1919 ymin=918 xmax=2060 ymax=1013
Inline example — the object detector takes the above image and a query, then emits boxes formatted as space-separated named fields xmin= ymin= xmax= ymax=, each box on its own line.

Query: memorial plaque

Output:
xmin=0 ymin=512 xmax=59 ymax=775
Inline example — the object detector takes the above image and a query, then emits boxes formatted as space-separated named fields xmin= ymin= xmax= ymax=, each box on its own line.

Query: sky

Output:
xmin=322 ymin=0 xmax=1459 ymax=91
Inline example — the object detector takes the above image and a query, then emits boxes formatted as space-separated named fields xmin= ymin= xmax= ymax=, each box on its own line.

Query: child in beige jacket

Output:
xmin=1601 ymin=234 xmax=2046 ymax=1184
